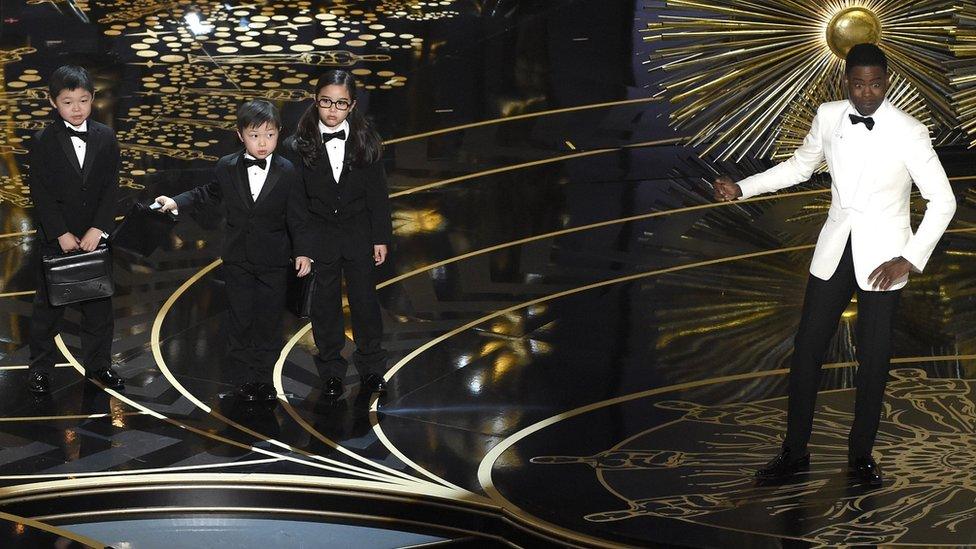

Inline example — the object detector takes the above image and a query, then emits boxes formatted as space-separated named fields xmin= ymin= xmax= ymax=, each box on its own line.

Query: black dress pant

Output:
xmin=29 ymin=262 xmax=113 ymax=377
xmin=784 ymin=237 xmax=901 ymax=458
xmin=223 ymin=261 xmax=287 ymax=386
xmin=309 ymin=252 xmax=387 ymax=379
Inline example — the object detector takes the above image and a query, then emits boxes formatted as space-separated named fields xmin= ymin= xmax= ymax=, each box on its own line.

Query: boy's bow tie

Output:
xmin=65 ymin=127 xmax=88 ymax=141
xmin=244 ymin=157 xmax=267 ymax=170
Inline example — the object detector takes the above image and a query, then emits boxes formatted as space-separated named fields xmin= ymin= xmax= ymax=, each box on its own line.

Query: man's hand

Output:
xmin=79 ymin=227 xmax=104 ymax=252
xmin=712 ymin=175 xmax=742 ymax=202
xmin=868 ymin=257 xmax=913 ymax=291
xmin=295 ymin=256 xmax=312 ymax=277
xmin=154 ymin=196 xmax=178 ymax=213
xmin=58 ymin=232 xmax=80 ymax=253
xmin=373 ymin=244 xmax=388 ymax=266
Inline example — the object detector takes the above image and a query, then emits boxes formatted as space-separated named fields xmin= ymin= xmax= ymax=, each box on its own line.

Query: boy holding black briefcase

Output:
xmin=26 ymin=65 xmax=124 ymax=395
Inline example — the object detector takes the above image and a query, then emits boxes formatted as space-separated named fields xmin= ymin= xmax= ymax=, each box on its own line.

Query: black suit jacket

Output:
xmin=27 ymin=115 xmax=120 ymax=252
xmin=174 ymin=152 xmax=310 ymax=267
xmin=282 ymin=136 xmax=393 ymax=263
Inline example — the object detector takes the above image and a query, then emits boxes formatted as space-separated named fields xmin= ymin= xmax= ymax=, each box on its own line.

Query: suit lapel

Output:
xmin=80 ymin=124 xmax=99 ymax=183
xmin=830 ymin=108 xmax=869 ymax=208
xmin=337 ymin=150 xmax=352 ymax=185
xmin=253 ymin=155 xmax=282 ymax=205
xmin=230 ymin=154 xmax=254 ymax=209
xmin=55 ymin=126 xmax=83 ymax=177
xmin=315 ymin=152 xmax=339 ymax=185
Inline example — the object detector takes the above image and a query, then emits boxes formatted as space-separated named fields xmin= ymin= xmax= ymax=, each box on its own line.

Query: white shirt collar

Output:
xmin=64 ymin=119 xmax=88 ymax=132
xmin=318 ymin=119 xmax=349 ymax=137
xmin=244 ymin=152 xmax=272 ymax=164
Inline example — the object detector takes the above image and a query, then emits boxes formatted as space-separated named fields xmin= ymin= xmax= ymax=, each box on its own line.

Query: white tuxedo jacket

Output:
xmin=737 ymin=99 xmax=956 ymax=291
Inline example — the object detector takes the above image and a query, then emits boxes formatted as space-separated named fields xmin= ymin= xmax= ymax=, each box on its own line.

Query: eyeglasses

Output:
xmin=316 ymin=98 xmax=352 ymax=111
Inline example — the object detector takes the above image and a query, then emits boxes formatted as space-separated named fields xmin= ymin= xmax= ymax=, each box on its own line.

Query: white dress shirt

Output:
xmin=318 ymin=119 xmax=348 ymax=182
xmin=65 ymin=120 xmax=111 ymax=238
xmin=244 ymin=152 xmax=271 ymax=201
xmin=65 ymin=120 xmax=87 ymax=167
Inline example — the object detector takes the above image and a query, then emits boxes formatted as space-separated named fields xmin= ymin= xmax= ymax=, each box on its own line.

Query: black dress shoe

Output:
xmin=27 ymin=373 xmax=51 ymax=395
xmin=230 ymin=399 xmax=276 ymax=419
xmin=235 ymin=382 xmax=260 ymax=402
xmin=755 ymin=447 xmax=810 ymax=481
xmin=325 ymin=376 xmax=343 ymax=398
xmin=849 ymin=456 xmax=883 ymax=487
xmin=361 ymin=373 xmax=387 ymax=395
xmin=91 ymin=368 xmax=125 ymax=390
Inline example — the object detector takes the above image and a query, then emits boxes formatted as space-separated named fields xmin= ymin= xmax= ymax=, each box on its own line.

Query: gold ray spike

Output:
xmin=645 ymin=1 xmax=969 ymax=160
xmin=946 ymin=5 xmax=976 ymax=146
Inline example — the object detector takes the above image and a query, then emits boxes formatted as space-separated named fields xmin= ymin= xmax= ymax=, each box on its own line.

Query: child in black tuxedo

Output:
xmin=27 ymin=65 xmax=123 ymax=395
xmin=283 ymin=69 xmax=393 ymax=400
xmin=156 ymin=100 xmax=312 ymax=405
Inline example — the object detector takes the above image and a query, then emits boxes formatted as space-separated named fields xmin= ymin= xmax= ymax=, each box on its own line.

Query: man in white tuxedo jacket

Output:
xmin=713 ymin=44 xmax=956 ymax=487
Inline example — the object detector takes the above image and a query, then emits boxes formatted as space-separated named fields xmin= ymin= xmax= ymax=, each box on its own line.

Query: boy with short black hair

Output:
xmin=156 ymin=100 xmax=311 ymax=406
xmin=27 ymin=64 xmax=123 ymax=394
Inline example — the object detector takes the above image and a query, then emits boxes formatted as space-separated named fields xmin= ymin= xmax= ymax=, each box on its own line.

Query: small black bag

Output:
xmin=110 ymin=201 xmax=177 ymax=257
xmin=42 ymin=243 xmax=114 ymax=306
xmin=287 ymin=268 xmax=315 ymax=318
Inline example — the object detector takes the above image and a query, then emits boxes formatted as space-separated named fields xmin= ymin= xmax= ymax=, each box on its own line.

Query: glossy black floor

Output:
xmin=1 ymin=1 xmax=976 ymax=547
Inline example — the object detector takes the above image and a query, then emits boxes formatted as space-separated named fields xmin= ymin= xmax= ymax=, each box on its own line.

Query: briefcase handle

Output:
xmin=43 ymin=241 xmax=110 ymax=260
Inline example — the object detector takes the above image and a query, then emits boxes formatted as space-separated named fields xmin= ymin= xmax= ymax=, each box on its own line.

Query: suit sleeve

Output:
xmin=286 ymin=170 xmax=312 ymax=258
xmin=900 ymin=123 xmax=956 ymax=272
xmin=91 ymin=133 xmax=121 ymax=234
xmin=174 ymin=163 xmax=224 ymax=213
xmin=365 ymin=161 xmax=393 ymax=245
xmin=737 ymin=104 xmax=827 ymax=199
xmin=27 ymin=135 xmax=69 ymax=241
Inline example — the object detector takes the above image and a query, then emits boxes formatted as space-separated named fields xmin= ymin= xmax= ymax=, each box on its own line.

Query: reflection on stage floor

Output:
xmin=1 ymin=0 xmax=975 ymax=547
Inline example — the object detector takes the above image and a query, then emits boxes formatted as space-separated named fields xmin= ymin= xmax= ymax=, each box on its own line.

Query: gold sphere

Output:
xmin=825 ymin=7 xmax=882 ymax=59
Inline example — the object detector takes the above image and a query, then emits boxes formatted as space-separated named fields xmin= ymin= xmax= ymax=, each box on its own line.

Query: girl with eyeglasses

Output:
xmin=284 ymin=69 xmax=393 ymax=400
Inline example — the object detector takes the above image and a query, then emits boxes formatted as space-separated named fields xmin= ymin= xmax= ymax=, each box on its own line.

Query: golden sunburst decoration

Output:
xmin=947 ymin=3 xmax=976 ymax=146
xmin=644 ymin=1 xmax=967 ymax=161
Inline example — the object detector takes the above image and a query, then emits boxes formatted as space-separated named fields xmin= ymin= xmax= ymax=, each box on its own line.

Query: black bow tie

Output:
xmin=244 ymin=157 xmax=267 ymax=170
xmin=849 ymin=114 xmax=875 ymax=131
xmin=322 ymin=129 xmax=346 ymax=143
xmin=65 ymin=127 xmax=88 ymax=141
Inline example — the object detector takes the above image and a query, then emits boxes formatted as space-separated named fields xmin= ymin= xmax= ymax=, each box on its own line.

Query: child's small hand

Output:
xmin=58 ymin=232 xmax=80 ymax=253
xmin=373 ymin=245 xmax=387 ymax=266
xmin=295 ymin=256 xmax=312 ymax=277
xmin=155 ymin=196 xmax=178 ymax=213
xmin=79 ymin=227 xmax=103 ymax=252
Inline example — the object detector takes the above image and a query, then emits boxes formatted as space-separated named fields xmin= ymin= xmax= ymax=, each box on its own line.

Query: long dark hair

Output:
xmin=293 ymin=70 xmax=383 ymax=168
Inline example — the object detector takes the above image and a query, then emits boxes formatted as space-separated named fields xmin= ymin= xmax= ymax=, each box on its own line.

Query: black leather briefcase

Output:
xmin=287 ymin=269 xmax=315 ymax=318
xmin=110 ymin=201 xmax=177 ymax=257
xmin=42 ymin=243 xmax=115 ymax=306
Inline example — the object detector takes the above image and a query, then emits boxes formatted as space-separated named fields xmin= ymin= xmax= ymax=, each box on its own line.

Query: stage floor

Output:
xmin=1 ymin=1 xmax=975 ymax=547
